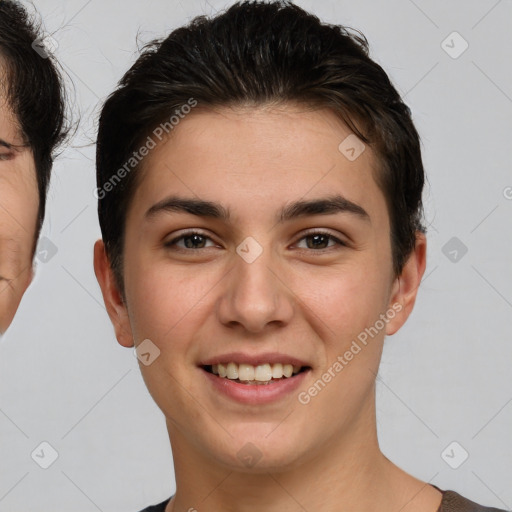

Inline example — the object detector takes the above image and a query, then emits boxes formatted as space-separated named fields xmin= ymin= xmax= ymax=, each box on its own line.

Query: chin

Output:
xmin=208 ymin=429 xmax=308 ymax=473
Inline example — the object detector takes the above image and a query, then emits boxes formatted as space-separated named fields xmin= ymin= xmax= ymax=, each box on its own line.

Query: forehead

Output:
xmin=129 ymin=104 xmax=388 ymax=229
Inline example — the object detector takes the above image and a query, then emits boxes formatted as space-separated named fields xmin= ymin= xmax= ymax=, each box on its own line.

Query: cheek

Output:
xmin=291 ymin=264 xmax=391 ymax=426
xmin=124 ymin=259 xmax=216 ymax=345
xmin=295 ymin=259 xmax=392 ymax=339
xmin=126 ymin=265 xmax=216 ymax=422
xmin=0 ymin=182 xmax=38 ymax=265
xmin=0 ymin=178 xmax=38 ymax=333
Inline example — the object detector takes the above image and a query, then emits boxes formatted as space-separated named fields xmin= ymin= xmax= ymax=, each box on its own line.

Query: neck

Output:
xmin=165 ymin=389 xmax=442 ymax=512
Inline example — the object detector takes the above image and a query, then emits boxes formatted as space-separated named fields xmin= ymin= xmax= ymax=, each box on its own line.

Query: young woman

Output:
xmin=93 ymin=2 xmax=507 ymax=511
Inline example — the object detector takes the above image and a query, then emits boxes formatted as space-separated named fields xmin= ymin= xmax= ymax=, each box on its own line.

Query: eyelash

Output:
xmin=164 ymin=229 xmax=347 ymax=253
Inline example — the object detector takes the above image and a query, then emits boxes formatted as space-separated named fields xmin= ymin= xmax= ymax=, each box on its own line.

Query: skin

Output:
xmin=0 ymin=83 xmax=37 ymax=335
xmin=94 ymin=104 xmax=441 ymax=512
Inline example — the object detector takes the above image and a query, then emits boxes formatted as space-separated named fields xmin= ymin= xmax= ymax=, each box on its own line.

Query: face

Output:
xmin=95 ymin=104 xmax=426 ymax=472
xmin=0 ymin=82 xmax=38 ymax=335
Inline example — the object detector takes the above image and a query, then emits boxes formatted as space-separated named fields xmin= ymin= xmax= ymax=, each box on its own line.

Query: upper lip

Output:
xmin=200 ymin=352 xmax=311 ymax=368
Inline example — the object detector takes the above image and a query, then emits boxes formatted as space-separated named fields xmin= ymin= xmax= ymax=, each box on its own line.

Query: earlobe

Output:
xmin=385 ymin=232 xmax=427 ymax=336
xmin=93 ymin=239 xmax=134 ymax=348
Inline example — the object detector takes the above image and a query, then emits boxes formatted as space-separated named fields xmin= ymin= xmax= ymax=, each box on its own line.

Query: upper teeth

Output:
xmin=211 ymin=363 xmax=301 ymax=381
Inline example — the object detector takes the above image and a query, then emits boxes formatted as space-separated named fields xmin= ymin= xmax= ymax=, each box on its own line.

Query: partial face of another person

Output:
xmin=96 ymin=104 xmax=425 ymax=471
xmin=0 ymin=81 xmax=37 ymax=334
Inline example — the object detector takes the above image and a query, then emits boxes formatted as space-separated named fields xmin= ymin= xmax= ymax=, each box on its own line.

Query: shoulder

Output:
xmin=136 ymin=497 xmax=171 ymax=512
xmin=439 ymin=489 xmax=508 ymax=512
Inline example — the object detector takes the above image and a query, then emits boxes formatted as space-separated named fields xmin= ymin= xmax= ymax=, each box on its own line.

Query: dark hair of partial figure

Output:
xmin=0 ymin=0 xmax=68 ymax=248
xmin=96 ymin=0 xmax=426 ymax=297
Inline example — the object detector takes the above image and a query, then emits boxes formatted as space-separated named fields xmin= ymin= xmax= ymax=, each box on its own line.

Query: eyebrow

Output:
xmin=0 ymin=138 xmax=28 ymax=152
xmin=145 ymin=194 xmax=370 ymax=224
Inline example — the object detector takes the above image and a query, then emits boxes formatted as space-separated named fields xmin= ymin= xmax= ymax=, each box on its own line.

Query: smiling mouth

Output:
xmin=203 ymin=362 xmax=310 ymax=385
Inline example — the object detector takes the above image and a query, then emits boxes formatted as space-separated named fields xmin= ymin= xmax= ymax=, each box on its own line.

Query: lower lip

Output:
xmin=201 ymin=367 xmax=310 ymax=405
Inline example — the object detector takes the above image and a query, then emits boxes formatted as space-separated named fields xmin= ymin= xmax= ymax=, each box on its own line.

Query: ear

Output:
xmin=93 ymin=239 xmax=134 ymax=347
xmin=385 ymin=231 xmax=427 ymax=336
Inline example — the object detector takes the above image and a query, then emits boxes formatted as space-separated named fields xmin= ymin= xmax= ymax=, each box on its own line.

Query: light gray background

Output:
xmin=0 ymin=0 xmax=511 ymax=510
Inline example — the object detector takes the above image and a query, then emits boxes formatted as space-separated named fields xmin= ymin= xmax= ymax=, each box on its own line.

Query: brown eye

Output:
xmin=164 ymin=230 xmax=216 ymax=250
xmin=295 ymin=230 xmax=346 ymax=251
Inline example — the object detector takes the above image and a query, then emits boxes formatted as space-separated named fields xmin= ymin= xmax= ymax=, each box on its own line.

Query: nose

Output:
xmin=216 ymin=240 xmax=294 ymax=334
